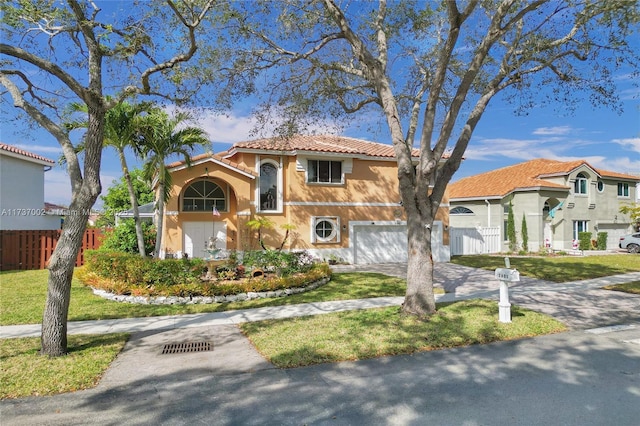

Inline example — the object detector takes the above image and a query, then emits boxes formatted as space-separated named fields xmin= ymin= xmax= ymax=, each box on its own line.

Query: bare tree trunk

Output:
xmin=118 ymin=148 xmax=146 ymax=257
xmin=402 ymin=212 xmax=437 ymax=316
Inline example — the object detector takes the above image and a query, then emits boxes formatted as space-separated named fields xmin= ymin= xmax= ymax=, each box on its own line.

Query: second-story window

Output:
xmin=307 ymin=160 xmax=342 ymax=184
xmin=573 ymin=172 xmax=588 ymax=195
xmin=259 ymin=162 xmax=278 ymax=211
xmin=618 ymin=182 xmax=629 ymax=197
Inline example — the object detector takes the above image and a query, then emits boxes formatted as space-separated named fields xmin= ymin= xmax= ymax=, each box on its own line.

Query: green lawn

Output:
xmin=0 ymin=333 xmax=129 ymax=399
xmin=451 ymin=254 xmax=640 ymax=282
xmin=241 ymin=300 xmax=567 ymax=368
xmin=0 ymin=269 xmax=414 ymax=325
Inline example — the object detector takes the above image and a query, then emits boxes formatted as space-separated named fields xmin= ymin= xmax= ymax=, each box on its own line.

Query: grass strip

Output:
xmin=0 ymin=333 xmax=129 ymax=399
xmin=602 ymin=281 xmax=640 ymax=294
xmin=451 ymin=254 xmax=640 ymax=282
xmin=0 ymin=270 xmax=416 ymax=325
xmin=240 ymin=300 xmax=567 ymax=368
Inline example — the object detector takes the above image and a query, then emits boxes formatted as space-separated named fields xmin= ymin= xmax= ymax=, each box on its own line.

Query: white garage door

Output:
xmin=183 ymin=221 xmax=226 ymax=258
xmin=353 ymin=224 xmax=408 ymax=264
xmin=597 ymin=224 xmax=630 ymax=250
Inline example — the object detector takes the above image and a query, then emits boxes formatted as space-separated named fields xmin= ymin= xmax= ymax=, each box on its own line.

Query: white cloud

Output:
xmin=531 ymin=126 xmax=573 ymax=136
xmin=14 ymin=144 xmax=62 ymax=155
xmin=612 ymin=137 xmax=640 ymax=153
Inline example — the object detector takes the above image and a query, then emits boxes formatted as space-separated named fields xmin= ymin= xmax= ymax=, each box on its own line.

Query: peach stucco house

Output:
xmin=159 ymin=135 xmax=450 ymax=264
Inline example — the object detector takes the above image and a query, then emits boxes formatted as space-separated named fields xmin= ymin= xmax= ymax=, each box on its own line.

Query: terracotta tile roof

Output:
xmin=167 ymin=152 xmax=257 ymax=177
xmin=0 ymin=143 xmax=55 ymax=164
xmin=449 ymin=158 xmax=640 ymax=200
xmin=231 ymin=134 xmax=421 ymax=158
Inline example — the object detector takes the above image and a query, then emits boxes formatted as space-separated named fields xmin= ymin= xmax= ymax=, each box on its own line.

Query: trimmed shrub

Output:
xmin=597 ymin=232 xmax=608 ymax=250
xmin=84 ymin=250 xmax=206 ymax=286
xmin=99 ymin=220 xmax=156 ymax=255
xmin=578 ymin=232 xmax=592 ymax=250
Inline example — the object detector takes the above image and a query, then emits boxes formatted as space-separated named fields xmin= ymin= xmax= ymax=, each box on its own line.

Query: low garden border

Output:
xmin=89 ymin=276 xmax=331 ymax=305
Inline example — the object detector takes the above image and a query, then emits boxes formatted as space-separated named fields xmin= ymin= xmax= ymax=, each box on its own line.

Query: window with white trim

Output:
xmin=618 ymin=182 xmax=629 ymax=197
xmin=259 ymin=162 xmax=278 ymax=211
xmin=573 ymin=172 xmax=588 ymax=195
xmin=182 ymin=180 xmax=226 ymax=212
xmin=597 ymin=180 xmax=604 ymax=193
xmin=311 ymin=216 xmax=340 ymax=243
xmin=573 ymin=220 xmax=588 ymax=241
xmin=450 ymin=206 xmax=474 ymax=215
xmin=307 ymin=160 xmax=343 ymax=184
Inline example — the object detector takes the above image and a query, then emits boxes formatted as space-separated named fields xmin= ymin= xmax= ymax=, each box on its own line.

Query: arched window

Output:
xmin=450 ymin=206 xmax=474 ymax=215
xmin=182 ymin=180 xmax=226 ymax=212
xmin=259 ymin=162 xmax=278 ymax=211
xmin=573 ymin=172 xmax=588 ymax=195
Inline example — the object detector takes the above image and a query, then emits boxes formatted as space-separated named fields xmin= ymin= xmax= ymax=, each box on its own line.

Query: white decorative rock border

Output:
xmin=90 ymin=276 xmax=331 ymax=305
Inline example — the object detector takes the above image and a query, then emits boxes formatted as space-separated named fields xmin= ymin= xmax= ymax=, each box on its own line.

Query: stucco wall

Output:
xmin=0 ymin=155 xmax=60 ymax=230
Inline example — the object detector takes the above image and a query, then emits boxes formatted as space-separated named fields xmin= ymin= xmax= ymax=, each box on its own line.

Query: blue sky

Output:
xmin=2 ymin=3 xmax=638 ymax=208
xmin=3 ymin=74 xmax=638 ymax=208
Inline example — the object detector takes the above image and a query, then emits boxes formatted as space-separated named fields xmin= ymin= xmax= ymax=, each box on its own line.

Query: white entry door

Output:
xmin=183 ymin=221 xmax=227 ymax=258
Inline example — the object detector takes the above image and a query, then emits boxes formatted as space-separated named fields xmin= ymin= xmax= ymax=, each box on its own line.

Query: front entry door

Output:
xmin=183 ymin=221 xmax=227 ymax=258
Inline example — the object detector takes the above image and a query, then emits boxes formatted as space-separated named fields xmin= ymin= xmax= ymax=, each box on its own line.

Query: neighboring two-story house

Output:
xmin=448 ymin=159 xmax=639 ymax=252
xmin=0 ymin=143 xmax=61 ymax=230
xmin=159 ymin=135 xmax=451 ymax=264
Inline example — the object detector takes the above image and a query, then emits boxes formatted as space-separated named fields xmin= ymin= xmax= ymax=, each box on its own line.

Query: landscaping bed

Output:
xmin=79 ymin=250 xmax=332 ymax=304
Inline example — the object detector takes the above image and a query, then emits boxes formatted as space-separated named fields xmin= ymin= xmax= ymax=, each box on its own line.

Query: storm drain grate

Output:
xmin=161 ymin=341 xmax=213 ymax=355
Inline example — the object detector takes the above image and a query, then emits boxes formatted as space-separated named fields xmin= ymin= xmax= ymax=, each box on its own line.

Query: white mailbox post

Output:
xmin=494 ymin=264 xmax=520 ymax=323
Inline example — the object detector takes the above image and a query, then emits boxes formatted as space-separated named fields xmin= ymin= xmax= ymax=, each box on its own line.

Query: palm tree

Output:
xmin=66 ymin=100 xmax=155 ymax=257
xmin=140 ymin=110 xmax=211 ymax=257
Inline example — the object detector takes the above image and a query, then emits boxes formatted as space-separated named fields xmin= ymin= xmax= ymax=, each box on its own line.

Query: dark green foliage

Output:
xmin=507 ymin=202 xmax=517 ymax=252
xmin=597 ymin=232 xmax=608 ymax=250
xmin=578 ymin=232 xmax=592 ymax=250
xmin=99 ymin=220 xmax=156 ymax=255
xmin=242 ymin=250 xmax=315 ymax=275
xmin=521 ymin=212 xmax=529 ymax=253
xmin=97 ymin=169 xmax=154 ymax=228
xmin=85 ymin=251 xmax=206 ymax=287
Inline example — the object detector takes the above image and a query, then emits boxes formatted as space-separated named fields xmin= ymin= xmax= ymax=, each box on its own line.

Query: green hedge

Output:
xmin=597 ymin=232 xmax=608 ymax=250
xmin=578 ymin=232 xmax=592 ymax=250
xmin=84 ymin=251 xmax=206 ymax=286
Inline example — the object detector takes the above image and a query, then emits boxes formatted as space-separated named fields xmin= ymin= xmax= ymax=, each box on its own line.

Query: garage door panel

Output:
xmin=354 ymin=225 xmax=407 ymax=264
xmin=597 ymin=224 xmax=630 ymax=250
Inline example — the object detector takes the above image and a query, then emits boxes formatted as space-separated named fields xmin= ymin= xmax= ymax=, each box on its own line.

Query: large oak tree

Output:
xmin=0 ymin=0 xmax=218 ymax=356
xmin=220 ymin=0 xmax=639 ymax=316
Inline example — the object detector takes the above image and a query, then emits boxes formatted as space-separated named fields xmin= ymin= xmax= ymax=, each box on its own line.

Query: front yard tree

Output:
xmin=223 ymin=0 xmax=639 ymax=316
xmin=0 ymin=0 xmax=217 ymax=356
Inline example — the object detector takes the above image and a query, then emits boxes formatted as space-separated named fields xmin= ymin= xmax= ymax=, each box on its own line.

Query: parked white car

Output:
xmin=619 ymin=233 xmax=640 ymax=253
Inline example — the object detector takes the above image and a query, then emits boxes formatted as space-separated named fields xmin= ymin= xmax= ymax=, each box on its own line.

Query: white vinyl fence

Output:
xmin=450 ymin=227 xmax=501 ymax=255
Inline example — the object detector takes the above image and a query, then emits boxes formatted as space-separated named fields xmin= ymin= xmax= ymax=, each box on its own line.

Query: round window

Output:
xmin=315 ymin=219 xmax=336 ymax=241
xmin=597 ymin=180 xmax=604 ymax=192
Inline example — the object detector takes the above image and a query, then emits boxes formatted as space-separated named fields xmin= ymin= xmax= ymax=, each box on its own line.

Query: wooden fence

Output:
xmin=0 ymin=229 xmax=104 ymax=271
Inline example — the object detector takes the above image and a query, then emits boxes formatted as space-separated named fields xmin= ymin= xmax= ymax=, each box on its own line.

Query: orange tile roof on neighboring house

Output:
xmin=0 ymin=143 xmax=55 ymax=165
xmin=449 ymin=159 xmax=640 ymax=200
xmin=230 ymin=134 xmax=421 ymax=158
xmin=167 ymin=152 xmax=257 ymax=177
